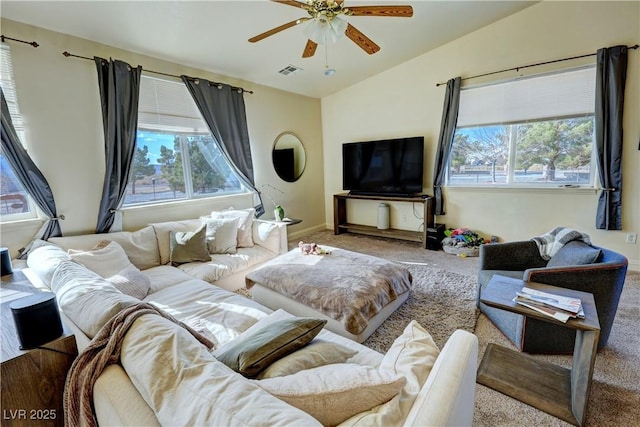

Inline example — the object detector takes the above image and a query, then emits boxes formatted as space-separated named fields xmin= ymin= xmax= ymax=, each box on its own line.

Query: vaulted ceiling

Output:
xmin=1 ymin=1 xmax=536 ymax=98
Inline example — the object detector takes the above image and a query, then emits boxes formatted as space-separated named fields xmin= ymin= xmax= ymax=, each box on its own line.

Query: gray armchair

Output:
xmin=477 ymin=240 xmax=628 ymax=353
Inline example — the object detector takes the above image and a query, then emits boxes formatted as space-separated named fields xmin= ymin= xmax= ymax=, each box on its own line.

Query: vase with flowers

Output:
xmin=260 ymin=184 xmax=286 ymax=221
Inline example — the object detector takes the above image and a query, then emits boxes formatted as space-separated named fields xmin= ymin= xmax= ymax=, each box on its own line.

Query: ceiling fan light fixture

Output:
xmin=303 ymin=15 xmax=348 ymax=45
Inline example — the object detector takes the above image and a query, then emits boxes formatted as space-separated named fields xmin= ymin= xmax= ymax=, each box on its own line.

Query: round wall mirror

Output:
xmin=272 ymin=132 xmax=306 ymax=182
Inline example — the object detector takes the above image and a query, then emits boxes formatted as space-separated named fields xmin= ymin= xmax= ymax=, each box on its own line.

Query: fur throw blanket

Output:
xmin=530 ymin=227 xmax=591 ymax=260
xmin=63 ymin=303 xmax=214 ymax=427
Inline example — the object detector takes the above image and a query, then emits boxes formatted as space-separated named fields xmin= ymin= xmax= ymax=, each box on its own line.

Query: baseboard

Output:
xmin=287 ymin=223 xmax=328 ymax=241
xmin=628 ymin=259 xmax=640 ymax=272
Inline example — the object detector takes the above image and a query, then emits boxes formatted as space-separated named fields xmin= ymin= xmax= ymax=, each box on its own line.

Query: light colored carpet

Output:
xmin=292 ymin=230 xmax=640 ymax=426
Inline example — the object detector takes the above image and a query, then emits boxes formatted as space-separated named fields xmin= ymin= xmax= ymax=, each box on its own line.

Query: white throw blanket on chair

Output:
xmin=530 ymin=227 xmax=591 ymax=260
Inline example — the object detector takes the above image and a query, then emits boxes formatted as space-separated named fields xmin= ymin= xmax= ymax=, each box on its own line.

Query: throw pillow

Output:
xmin=546 ymin=241 xmax=602 ymax=268
xmin=68 ymin=240 xmax=133 ymax=278
xmin=215 ymin=317 xmax=327 ymax=378
xmin=150 ymin=218 xmax=202 ymax=265
xmin=256 ymin=363 xmax=406 ymax=426
xmin=343 ymin=320 xmax=440 ymax=425
xmin=169 ymin=225 xmax=211 ymax=265
xmin=257 ymin=339 xmax=358 ymax=379
xmin=106 ymin=264 xmax=151 ymax=300
xmin=211 ymin=208 xmax=255 ymax=248
xmin=200 ymin=217 xmax=239 ymax=254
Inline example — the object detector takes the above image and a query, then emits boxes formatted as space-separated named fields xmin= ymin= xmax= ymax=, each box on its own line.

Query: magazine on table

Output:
xmin=513 ymin=287 xmax=584 ymax=323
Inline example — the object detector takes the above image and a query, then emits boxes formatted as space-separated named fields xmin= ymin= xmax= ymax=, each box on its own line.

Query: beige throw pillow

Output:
xmin=106 ymin=264 xmax=151 ymax=300
xmin=215 ymin=317 xmax=327 ymax=378
xmin=200 ymin=217 xmax=239 ymax=254
xmin=68 ymin=240 xmax=133 ymax=278
xmin=257 ymin=339 xmax=357 ymax=379
xmin=256 ymin=363 xmax=406 ymax=426
xmin=341 ymin=320 xmax=441 ymax=426
xmin=211 ymin=208 xmax=255 ymax=247
xmin=169 ymin=225 xmax=211 ymax=265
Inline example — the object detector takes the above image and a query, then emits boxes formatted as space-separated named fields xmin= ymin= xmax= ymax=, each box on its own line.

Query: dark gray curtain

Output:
xmin=94 ymin=57 xmax=142 ymax=233
xmin=432 ymin=77 xmax=461 ymax=215
xmin=1 ymin=88 xmax=62 ymax=257
xmin=595 ymin=46 xmax=628 ymax=230
xmin=181 ymin=76 xmax=264 ymax=216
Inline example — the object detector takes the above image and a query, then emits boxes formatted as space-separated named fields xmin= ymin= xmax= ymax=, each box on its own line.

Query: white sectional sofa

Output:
xmin=23 ymin=212 xmax=479 ymax=426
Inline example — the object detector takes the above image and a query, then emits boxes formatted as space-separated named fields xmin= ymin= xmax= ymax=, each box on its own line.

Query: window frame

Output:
xmin=122 ymin=74 xmax=249 ymax=208
xmin=0 ymin=42 xmax=38 ymax=222
xmin=446 ymin=66 xmax=598 ymax=190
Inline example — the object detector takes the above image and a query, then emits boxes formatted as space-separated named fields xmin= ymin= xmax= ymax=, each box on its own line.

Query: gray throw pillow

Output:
xmin=215 ymin=318 xmax=327 ymax=378
xmin=169 ymin=225 xmax=211 ymax=265
xmin=546 ymin=241 xmax=602 ymax=267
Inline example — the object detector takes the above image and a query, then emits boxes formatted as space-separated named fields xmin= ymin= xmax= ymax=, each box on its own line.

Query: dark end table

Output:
xmin=477 ymin=275 xmax=600 ymax=426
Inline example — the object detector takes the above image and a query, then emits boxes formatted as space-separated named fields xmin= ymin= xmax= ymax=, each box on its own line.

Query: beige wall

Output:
xmin=322 ymin=1 xmax=640 ymax=270
xmin=0 ymin=19 xmax=325 ymax=256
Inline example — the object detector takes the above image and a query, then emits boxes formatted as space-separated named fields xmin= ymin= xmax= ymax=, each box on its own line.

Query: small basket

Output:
xmin=442 ymin=245 xmax=480 ymax=257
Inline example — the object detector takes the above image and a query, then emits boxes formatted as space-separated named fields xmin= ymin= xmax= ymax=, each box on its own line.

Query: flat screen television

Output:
xmin=342 ymin=136 xmax=424 ymax=196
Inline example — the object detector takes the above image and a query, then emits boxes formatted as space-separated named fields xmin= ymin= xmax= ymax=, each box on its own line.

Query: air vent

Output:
xmin=278 ymin=64 xmax=303 ymax=76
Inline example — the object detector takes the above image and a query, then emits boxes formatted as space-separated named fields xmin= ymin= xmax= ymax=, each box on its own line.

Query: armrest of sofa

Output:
xmin=403 ymin=329 xmax=478 ymax=427
xmin=252 ymin=220 xmax=288 ymax=254
xmin=479 ymin=240 xmax=546 ymax=271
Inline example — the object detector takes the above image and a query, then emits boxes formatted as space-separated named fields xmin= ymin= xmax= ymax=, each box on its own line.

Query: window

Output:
xmin=0 ymin=42 xmax=36 ymax=220
xmin=447 ymin=67 xmax=596 ymax=187
xmin=124 ymin=75 xmax=245 ymax=206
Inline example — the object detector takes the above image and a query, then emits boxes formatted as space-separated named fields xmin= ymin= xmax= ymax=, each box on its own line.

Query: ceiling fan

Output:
xmin=248 ymin=0 xmax=413 ymax=58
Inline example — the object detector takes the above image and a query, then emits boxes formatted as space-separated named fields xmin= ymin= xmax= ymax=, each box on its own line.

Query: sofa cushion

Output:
xmin=51 ymin=261 xmax=139 ymax=338
xmin=256 ymin=363 xmax=406 ymax=426
xmin=120 ymin=314 xmax=321 ymax=427
xmin=200 ymin=217 xmax=239 ymax=254
xmin=169 ymin=226 xmax=211 ymax=265
xmin=143 ymin=278 xmax=269 ymax=348
xmin=215 ymin=317 xmax=327 ymax=378
xmin=211 ymin=208 xmax=255 ymax=248
xmin=150 ymin=219 xmax=202 ymax=265
xmin=26 ymin=241 xmax=70 ymax=287
xmin=257 ymin=339 xmax=357 ymax=379
xmin=48 ymin=226 xmax=160 ymax=270
xmin=546 ymin=241 xmax=602 ymax=267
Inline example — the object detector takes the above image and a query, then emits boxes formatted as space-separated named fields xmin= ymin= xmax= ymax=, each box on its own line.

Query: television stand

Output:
xmin=333 ymin=193 xmax=434 ymax=248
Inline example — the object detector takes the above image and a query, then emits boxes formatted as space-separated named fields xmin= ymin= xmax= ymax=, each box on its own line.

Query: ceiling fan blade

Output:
xmin=248 ymin=19 xmax=306 ymax=43
xmin=345 ymin=23 xmax=380 ymax=55
xmin=270 ymin=0 xmax=309 ymax=10
xmin=302 ymin=40 xmax=318 ymax=58
xmin=347 ymin=5 xmax=413 ymax=17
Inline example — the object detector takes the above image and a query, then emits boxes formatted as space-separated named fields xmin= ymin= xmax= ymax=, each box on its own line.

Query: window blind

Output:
xmin=0 ymin=43 xmax=25 ymax=141
xmin=457 ymin=66 xmax=596 ymax=128
xmin=138 ymin=75 xmax=209 ymax=133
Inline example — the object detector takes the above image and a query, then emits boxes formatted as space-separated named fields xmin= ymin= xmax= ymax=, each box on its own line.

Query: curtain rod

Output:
xmin=62 ymin=50 xmax=254 ymax=94
xmin=0 ymin=35 xmax=39 ymax=48
xmin=436 ymin=44 xmax=639 ymax=87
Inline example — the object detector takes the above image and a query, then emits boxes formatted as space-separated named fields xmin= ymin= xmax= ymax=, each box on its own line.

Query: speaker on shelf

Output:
xmin=10 ymin=292 xmax=63 ymax=349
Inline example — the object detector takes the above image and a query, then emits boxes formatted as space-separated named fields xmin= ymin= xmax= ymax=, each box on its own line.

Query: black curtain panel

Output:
xmin=94 ymin=57 xmax=142 ymax=233
xmin=181 ymin=76 xmax=264 ymax=216
xmin=595 ymin=46 xmax=628 ymax=230
xmin=1 ymin=88 xmax=62 ymax=256
xmin=432 ymin=77 xmax=461 ymax=215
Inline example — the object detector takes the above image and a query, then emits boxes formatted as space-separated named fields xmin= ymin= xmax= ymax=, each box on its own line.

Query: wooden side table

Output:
xmin=1 ymin=270 xmax=78 ymax=427
xmin=477 ymin=275 xmax=600 ymax=427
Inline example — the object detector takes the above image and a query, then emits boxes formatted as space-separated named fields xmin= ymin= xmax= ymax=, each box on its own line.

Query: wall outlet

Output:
xmin=626 ymin=233 xmax=637 ymax=244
